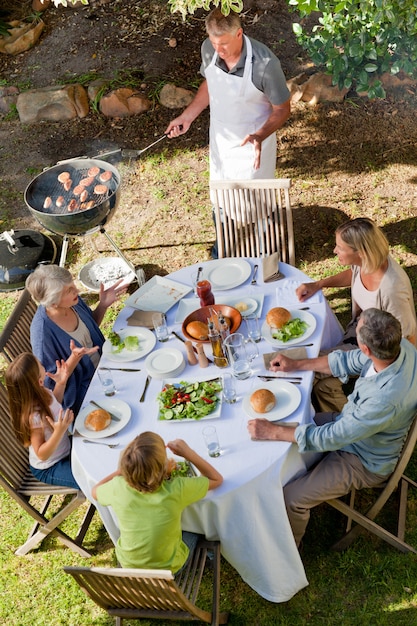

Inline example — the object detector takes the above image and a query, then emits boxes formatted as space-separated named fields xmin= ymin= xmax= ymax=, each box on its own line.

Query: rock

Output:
xmin=159 ymin=83 xmax=194 ymax=109
xmin=380 ymin=72 xmax=416 ymax=90
xmin=287 ymin=72 xmax=348 ymax=105
xmin=87 ymin=79 xmax=109 ymax=102
xmin=32 ymin=0 xmax=51 ymax=11
xmin=0 ymin=86 xmax=19 ymax=114
xmin=16 ymin=84 xmax=89 ymax=124
xmin=99 ymin=88 xmax=151 ymax=118
xmin=0 ymin=20 xmax=45 ymax=56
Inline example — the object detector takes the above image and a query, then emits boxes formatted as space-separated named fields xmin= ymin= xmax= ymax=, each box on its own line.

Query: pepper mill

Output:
xmin=195 ymin=342 xmax=209 ymax=368
xmin=185 ymin=340 xmax=198 ymax=366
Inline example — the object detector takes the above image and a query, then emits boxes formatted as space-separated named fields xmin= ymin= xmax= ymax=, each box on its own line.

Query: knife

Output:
xmin=140 ymin=375 xmax=151 ymax=402
xmin=99 ymin=367 xmax=141 ymax=372
xmin=196 ymin=266 xmax=203 ymax=283
xmin=172 ymin=331 xmax=213 ymax=364
xmin=89 ymin=399 xmax=121 ymax=422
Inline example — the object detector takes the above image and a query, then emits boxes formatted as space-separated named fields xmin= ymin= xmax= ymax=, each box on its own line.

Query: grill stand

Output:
xmin=59 ymin=228 xmax=145 ymax=287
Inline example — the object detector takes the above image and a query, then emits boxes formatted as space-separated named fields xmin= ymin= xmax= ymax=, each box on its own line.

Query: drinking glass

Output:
xmin=222 ymin=373 xmax=237 ymax=404
xmin=202 ymin=425 xmax=221 ymax=458
xmin=152 ymin=312 xmax=169 ymax=342
xmin=245 ymin=315 xmax=261 ymax=343
xmin=97 ymin=367 xmax=116 ymax=396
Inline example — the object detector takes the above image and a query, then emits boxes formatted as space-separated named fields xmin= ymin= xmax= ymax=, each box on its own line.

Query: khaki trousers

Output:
xmin=284 ymin=413 xmax=386 ymax=546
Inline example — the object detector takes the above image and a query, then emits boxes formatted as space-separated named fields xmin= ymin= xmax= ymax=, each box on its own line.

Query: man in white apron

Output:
xmin=165 ymin=9 xmax=291 ymax=256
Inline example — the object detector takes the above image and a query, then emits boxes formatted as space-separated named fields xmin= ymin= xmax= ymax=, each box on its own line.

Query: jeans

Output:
xmin=175 ymin=531 xmax=204 ymax=576
xmin=30 ymin=455 xmax=80 ymax=490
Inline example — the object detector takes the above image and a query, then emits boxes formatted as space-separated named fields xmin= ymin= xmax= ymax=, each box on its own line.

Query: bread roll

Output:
xmin=186 ymin=320 xmax=209 ymax=340
xmin=85 ymin=408 xmax=111 ymax=431
xmin=250 ymin=388 xmax=276 ymax=413
xmin=266 ymin=307 xmax=292 ymax=329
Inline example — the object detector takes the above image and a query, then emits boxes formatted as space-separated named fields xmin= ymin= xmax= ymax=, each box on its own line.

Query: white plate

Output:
xmin=124 ymin=276 xmax=191 ymax=313
xmin=204 ymin=259 xmax=252 ymax=291
xmin=158 ymin=377 xmax=223 ymax=422
xmin=261 ymin=310 xmax=317 ymax=347
xmin=145 ymin=348 xmax=185 ymax=379
xmin=75 ymin=398 xmax=131 ymax=438
xmin=224 ymin=297 xmax=258 ymax=317
xmin=243 ymin=380 xmax=301 ymax=421
xmin=102 ymin=327 xmax=156 ymax=362
xmin=79 ymin=257 xmax=136 ymax=292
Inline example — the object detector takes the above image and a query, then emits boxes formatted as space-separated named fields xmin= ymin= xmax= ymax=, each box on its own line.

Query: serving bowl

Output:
xmin=182 ymin=304 xmax=242 ymax=343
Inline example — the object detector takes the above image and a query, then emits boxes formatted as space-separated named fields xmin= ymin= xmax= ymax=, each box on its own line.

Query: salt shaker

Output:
xmin=195 ymin=342 xmax=209 ymax=368
xmin=185 ymin=340 xmax=198 ymax=366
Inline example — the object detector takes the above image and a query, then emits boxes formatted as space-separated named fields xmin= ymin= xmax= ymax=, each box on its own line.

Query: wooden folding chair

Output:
xmin=210 ymin=179 xmax=294 ymax=263
xmin=0 ymin=381 xmax=95 ymax=556
xmin=64 ymin=539 xmax=229 ymax=626
xmin=327 ymin=413 xmax=417 ymax=553
xmin=0 ymin=291 xmax=95 ymax=556
xmin=0 ymin=288 xmax=37 ymax=362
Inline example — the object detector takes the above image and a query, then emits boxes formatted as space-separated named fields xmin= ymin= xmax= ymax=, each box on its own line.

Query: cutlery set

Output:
xmin=258 ymin=376 xmax=302 ymax=385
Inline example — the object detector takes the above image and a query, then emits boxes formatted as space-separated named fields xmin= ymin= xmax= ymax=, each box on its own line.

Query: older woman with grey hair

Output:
xmin=26 ymin=264 xmax=126 ymax=414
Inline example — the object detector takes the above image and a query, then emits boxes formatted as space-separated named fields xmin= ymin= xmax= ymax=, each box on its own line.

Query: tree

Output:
xmin=289 ymin=0 xmax=417 ymax=98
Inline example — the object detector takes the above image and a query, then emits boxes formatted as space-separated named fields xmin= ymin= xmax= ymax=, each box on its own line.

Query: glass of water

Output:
xmin=97 ymin=367 xmax=116 ymax=396
xmin=202 ymin=425 xmax=221 ymax=457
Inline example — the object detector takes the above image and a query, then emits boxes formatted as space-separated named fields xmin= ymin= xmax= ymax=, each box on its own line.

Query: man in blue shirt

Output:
xmin=248 ymin=308 xmax=417 ymax=546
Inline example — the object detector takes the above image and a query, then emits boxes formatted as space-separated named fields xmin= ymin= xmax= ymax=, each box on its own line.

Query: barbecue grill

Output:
xmin=24 ymin=157 xmax=144 ymax=285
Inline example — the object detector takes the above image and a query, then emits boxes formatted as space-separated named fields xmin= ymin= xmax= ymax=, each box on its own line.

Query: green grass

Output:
xmin=1 ymin=144 xmax=417 ymax=624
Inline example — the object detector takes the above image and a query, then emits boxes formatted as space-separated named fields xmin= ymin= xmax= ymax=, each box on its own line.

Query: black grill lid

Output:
xmin=0 ymin=229 xmax=57 ymax=291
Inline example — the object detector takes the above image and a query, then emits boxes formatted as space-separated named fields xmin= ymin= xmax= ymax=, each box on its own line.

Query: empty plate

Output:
xmin=145 ymin=347 xmax=186 ymax=379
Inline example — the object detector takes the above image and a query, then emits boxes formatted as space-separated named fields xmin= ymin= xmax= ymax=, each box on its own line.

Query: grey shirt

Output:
xmin=200 ymin=36 xmax=290 ymax=106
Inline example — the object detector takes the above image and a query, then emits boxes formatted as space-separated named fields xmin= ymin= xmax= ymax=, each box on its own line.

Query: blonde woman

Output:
xmin=92 ymin=432 xmax=222 ymax=572
xmin=295 ymin=218 xmax=417 ymax=411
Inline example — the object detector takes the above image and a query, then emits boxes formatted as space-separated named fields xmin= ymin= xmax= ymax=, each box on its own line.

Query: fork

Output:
xmin=251 ymin=264 xmax=258 ymax=285
xmin=82 ymin=439 xmax=120 ymax=448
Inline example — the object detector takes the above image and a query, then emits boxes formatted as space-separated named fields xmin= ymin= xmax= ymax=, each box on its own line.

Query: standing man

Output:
xmin=165 ymin=9 xmax=291 ymax=252
xmin=247 ymin=309 xmax=417 ymax=547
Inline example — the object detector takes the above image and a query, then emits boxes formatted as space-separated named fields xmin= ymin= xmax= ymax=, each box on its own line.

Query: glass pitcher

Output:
xmin=223 ymin=332 xmax=259 ymax=380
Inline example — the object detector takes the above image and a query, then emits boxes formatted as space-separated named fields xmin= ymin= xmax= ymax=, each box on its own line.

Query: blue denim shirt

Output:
xmin=295 ymin=339 xmax=417 ymax=475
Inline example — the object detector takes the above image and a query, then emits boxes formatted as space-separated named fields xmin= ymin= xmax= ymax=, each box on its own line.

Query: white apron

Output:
xmin=206 ymin=35 xmax=277 ymax=184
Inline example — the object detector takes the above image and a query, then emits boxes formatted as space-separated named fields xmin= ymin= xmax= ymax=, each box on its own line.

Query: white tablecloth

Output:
xmin=72 ymin=259 xmax=344 ymax=602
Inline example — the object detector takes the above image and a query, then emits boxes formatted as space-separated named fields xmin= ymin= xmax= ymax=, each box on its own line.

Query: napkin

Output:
xmin=262 ymin=252 xmax=285 ymax=283
xmin=126 ymin=309 xmax=159 ymax=329
xmin=276 ymin=280 xmax=322 ymax=306
xmin=263 ymin=348 xmax=308 ymax=369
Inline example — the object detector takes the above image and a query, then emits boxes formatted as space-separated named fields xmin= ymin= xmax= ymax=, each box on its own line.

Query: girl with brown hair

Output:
xmin=5 ymin=352 xmax=79 ymax=489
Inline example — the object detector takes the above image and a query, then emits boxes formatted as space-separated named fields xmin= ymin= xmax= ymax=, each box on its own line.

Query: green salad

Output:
xmin=108 ymin=331 xmax=139 ymax=353
xmin=158 ymin=379 xmax=222 ymax=421
xmin=272 ymin=318 xmax=308 ymax=342
xmin=169 ymin=460 xmax=196 ymax=478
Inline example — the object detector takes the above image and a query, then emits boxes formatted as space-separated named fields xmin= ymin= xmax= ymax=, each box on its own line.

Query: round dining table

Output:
xmin=72 ymin=258 xmax=344 ymax=603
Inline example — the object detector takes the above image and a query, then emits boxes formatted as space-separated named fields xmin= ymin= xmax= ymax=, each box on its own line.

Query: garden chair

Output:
xmin=64 ymin=538 xmax=229 ymax=625
xmin=0 ymin=290 xmax=95 ymax=556
xmin=327 ymin=412 xmax=417 ymax=553
xmin=0 ymin=288 xmax=37 ymax=362
xmin=0 ymin=380 xmax=95 ymax=556
xmin=210 ymin=179 xmax=294 ymax=263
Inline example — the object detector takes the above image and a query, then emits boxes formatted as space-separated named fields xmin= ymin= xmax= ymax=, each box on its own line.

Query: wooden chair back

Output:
xmin=210 ymin=179 xmax=294 ymax=263
xmin=0 ymin=288 xmax=37 ymax=363
xmin=328 ymin=412 xmax=417 ymax=553
xmin=64 ymin=539 xmax=229 ymax=625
